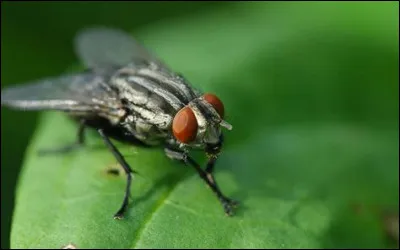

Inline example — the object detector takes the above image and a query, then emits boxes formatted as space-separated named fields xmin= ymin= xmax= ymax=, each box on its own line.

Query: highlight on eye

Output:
xmin=172 ymin=106 xmax=198 ymax=143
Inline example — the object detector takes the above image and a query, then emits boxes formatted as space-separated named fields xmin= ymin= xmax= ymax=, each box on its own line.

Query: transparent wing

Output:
xmin=74 ymin=26 xmax=168 ymax=71
xmin=1 ymin=73 xmax=121 ymax=115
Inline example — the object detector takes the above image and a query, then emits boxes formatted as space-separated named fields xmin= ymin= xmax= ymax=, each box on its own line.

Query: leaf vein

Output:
xmin=130 ymin=174 xmax=185 ymax=248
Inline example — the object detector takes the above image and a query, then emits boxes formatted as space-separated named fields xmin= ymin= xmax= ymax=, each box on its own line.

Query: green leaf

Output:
xmin=10 ymin=2 xmax=398 ymax=249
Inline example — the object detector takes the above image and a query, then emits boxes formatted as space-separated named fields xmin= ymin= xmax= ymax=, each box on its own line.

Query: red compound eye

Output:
xmin=172 ymin=106 xmax=198 ymax=143
xmin=203 ymin=93 xmax=224 ymax=118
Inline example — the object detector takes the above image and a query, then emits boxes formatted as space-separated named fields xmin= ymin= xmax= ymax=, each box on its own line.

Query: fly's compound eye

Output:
xmin=172 ymin=106 xmax=198 ymax=144
xmin=203 ymin=93 xmax=225 ymax=118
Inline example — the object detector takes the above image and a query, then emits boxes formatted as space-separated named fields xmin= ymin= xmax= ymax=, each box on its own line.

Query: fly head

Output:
xmin=171 ymin=93 xmax=232 ymax=152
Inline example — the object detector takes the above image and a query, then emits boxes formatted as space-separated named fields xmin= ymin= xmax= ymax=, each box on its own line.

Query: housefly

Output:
xmin=1 ymin=27 xmax=238 ymax=219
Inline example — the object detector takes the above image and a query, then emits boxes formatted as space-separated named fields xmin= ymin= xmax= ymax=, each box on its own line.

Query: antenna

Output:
xmin=220 ymin=120 xmax=233 ymax=130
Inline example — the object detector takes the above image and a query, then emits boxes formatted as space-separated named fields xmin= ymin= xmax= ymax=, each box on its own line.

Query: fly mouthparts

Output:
xmin=220 ymin=120 xmax=233 ymax=131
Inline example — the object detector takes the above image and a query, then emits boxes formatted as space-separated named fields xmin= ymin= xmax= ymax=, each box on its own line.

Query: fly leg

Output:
xmin=203 ymin=153 xmax=239 ymax=215
xmin=204 ymin=134 xmax=239 ymax=210
xmin=38 ymin=119 xmax=86 ymax=155
xmin=165 ymin=146 xmax=238 ymax=216
xmin=98 ymin=129 xmax=137 ymax=219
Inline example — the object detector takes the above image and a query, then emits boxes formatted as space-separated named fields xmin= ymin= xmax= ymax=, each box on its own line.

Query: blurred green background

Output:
xmin=1 ymin=1 xmax=398 ymax=249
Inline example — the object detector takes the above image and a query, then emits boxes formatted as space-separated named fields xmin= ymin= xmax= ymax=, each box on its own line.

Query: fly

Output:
xmin=1 ymin=27 xmax=238 ymax=219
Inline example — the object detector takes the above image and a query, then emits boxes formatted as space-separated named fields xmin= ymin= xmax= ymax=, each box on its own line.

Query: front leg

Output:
xmin=204 ymin=134 xmax=224 ymax=183
xmin=164 ymin=146 xmax=238 ymax=216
